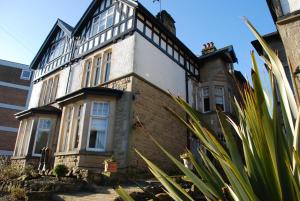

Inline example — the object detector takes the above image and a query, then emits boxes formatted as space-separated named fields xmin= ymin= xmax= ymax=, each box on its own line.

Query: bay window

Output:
xmin=62 ymin=107 xmax=74 ymax=152
xmin=215 ymin=86 xmax=225 ymax=111
xmin=202 ymin=87 xmax=210 ymax=113
xmin=33 ymin=119 xmax=51 ymax=156
xmin=73 ymin=104 xmax=83 ymax=150
xmin=87 ymin=102 xmax=109 ymax=151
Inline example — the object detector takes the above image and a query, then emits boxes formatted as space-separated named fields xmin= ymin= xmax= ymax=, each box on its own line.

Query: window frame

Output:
xmin=86 ymin=101 xmax=110 ymax=152
xmin=202 ymin=87 xmax=211 ymax=113
xmin=32 ymin=118 xmax=52 ymax=157
xmin=214 ymin=86 xmax=225 ymax=112
xmin=103 ymin=51 xmax=112 ymax=83
xmin=20 ymin=70 xmax=32 ymax=80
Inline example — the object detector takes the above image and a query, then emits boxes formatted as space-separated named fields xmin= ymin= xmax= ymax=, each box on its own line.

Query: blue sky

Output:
xmin=0 ymin=0 xmax=275 ymax=79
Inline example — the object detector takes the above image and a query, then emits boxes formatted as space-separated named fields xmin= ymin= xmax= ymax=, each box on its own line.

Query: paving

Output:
xmin=53 ymin=186 xmax=142 ymax=201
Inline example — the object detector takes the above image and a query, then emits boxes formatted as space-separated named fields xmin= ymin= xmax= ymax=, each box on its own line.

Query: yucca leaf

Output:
xmin=115 ymin=186 xmax=135 ymax=201
xmin=135 ymin=149 xmax=195 ymax=201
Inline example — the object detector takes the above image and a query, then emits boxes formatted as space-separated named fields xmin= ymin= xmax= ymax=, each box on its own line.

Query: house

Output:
xmin=0 ymin=59 xmax=32 ymax=157
xmin=265 ymin=0 xmax=300 ymax=102
xmin=251 ymin=31 xmax=295 ymax=94
xmin=11 ymin=0 xmax=244 ymax=173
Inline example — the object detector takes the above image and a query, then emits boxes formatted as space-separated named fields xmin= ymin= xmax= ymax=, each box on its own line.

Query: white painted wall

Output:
xmin=133 ymin=33 xmax=186 ymax=98
xmin=56 ymin=67 xmax=70 ymax=99
xmin=280 ymin=0 xmax=300 ymax=15
xmin=110 ymin=35 xmax=135 ymax=80
xmin=28 ymin=81 xmax=43 ymax=109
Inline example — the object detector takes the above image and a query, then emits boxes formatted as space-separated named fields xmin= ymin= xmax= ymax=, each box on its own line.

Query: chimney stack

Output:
xmin=156 ymin=10 xmax=176 ymax=35
xmin=202 ymin=42 xmax=217 ymax=55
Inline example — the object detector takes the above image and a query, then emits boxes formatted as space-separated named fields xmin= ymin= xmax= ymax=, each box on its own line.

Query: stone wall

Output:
xmin=277 ymin=13 xmax=300 ymax=102
xmin=127 ymin=76 xmax=187 ymax=172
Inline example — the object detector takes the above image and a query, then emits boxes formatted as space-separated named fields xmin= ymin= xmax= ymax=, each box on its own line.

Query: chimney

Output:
xmin=202 ymin=42 xmax=217 ymax=55
xmin=156 ymin=10 xmax=176 ymax=35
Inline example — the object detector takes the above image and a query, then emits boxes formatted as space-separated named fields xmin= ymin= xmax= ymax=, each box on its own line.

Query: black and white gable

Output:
xmin=31 ymin=19 xmax=73 ymax=72
xmin=72 ymin=0 xmax=137 ymax=57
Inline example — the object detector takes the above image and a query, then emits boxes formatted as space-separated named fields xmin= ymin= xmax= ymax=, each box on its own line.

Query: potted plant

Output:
xmin=104 ymin=157 xmax=118 ymax=173
xmin=180 ymin=152 xmax=193 ymax=170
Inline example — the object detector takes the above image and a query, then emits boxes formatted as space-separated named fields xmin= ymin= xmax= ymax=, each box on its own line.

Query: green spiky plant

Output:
xmin=116 ymin=19 xmax=300 ymax=201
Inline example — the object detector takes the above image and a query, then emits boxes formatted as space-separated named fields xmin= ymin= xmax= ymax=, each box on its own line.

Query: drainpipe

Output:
xmin=185 ymin=71 xmax=190 ymax=149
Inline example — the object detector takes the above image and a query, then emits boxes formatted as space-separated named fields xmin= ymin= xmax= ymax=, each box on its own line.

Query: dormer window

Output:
xmin=90 ymin=6 xmax=115 ymax=37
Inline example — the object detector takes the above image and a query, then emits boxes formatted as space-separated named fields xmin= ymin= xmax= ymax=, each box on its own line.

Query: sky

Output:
xmin=0 ymin=0 xmax=276 ymax=80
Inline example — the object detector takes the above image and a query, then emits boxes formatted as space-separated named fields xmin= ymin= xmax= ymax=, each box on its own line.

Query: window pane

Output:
xmin=94 ymin=58 xmax=101 ymax=86
xmin=89 ymin=119 xmax=107 ymax=149
xmin=161 ymin=40 xmax=166 ymax=51
xmin=204 ymin=98 xmax=210 ymax=112
xmin=34 ymin=131 xmax=49 ymax=154
xmin=145 ymin=26 xmax=152 ymax=39
xmin=92 ymin=102 xmax=109 ymax=116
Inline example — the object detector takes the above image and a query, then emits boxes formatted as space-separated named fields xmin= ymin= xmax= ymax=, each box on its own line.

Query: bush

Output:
xmin=10 ymin=187 xmax=27 ymax=201
xmin=53 ymin=164 xmax=68 ymax=178
xmin=0 ymin=162 xmax=22 ymax=181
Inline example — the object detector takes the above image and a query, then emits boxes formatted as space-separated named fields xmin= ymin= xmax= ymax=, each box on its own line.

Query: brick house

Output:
xmin=12 ymin=0 xmax=244 ymax=173
xmin=0 ymin=59 xmax=32 ymax=156
xmin=265 ymin=0 xmax=300 ymax=102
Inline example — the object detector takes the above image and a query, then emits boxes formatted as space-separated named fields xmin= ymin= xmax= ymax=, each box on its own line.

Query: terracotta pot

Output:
xmin=104 ymin=161 xmax=118 ymax=173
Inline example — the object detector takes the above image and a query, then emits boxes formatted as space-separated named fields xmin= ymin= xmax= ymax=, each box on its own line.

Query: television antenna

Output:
xmin=153 ymin=0 xmax=162 ymax=21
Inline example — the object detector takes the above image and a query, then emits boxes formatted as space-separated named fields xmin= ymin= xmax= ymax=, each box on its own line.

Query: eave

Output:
xmin=198 ymin=45 xmax=238 ymax=64
xmin=15 ymin=106 xmax=61 ymax=120
xmin=56 ymin=87 xmax=123 ymax=105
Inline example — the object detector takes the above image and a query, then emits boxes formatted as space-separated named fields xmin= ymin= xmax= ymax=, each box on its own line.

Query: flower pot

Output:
xmin=104 ymin=161 xmax=118 ymax=173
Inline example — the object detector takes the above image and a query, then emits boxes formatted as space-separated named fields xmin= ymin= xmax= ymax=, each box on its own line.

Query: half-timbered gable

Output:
xmin=73 ymin=0 xmax=136 ymax=58
xmin=31 ymin=19 xmax=73 ymax=81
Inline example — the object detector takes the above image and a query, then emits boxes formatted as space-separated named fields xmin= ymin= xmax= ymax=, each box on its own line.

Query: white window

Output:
xmin=73 ymin=104 xmax=83 ymax=150
xmin=228 ymin=88 xmax=233 ymax=113
xmin=62 ymin=107 xmax=74 ymax=152
xmin=91 ymin=6 xmax=114 ymax=36
xmin=202 ymin=87 xmax=210 ymax=113
xmin=83 ymin=61 xmax=91 ymax=87
xmin=87 ymin=102 xmax=110 ymax=151
xmin=94 ymin=57 xmax=102 ymax=86
xmin=104 ymin=52 xmax=112 ymax=82
xmin=91 ymin=16 xmax=100 ymax=36
xmin=20 ymin=70 xmax=31 ymax=80
xmin=33 ymin=119 xmax=51 ymax=156
xmin=215 ymin=86 xmax=225 ymax=111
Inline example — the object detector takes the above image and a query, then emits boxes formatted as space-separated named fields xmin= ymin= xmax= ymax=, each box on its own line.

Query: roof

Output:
xmin=234 ymin=70 xmax=247 ymax=86
xmin=15 ymin=106 xmax=61 ymax=119
xmin=56 ymin=87 xmax=123 ymax=105
xmin=251 ymin=31 xmax=281 ymax=56
xmin=30 ymin=18 xmax=73 ymax=69
xmin=198 ymin=45 xmax=238 ymax=63
xmin=0 ymin=59 xmax=29 ymax=69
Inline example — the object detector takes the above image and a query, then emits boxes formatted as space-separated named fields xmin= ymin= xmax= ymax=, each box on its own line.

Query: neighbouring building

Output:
xmin=265 ymin=0 xmax=300 ymax=102
xmin=12 ymin=0 xmax=245 ymax=173
xmin=0 ymin=59 xmax=32 ymax=157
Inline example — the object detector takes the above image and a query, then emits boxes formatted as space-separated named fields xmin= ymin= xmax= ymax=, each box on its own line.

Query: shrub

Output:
xmin=53 ymin=164 xmax=68 ymax=178
xmin=0 ymin=163 xmax=22 ymax=181
xmin=10 ymin=187 xmax=27 ymax=201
